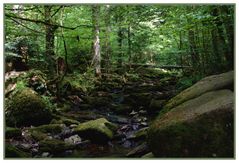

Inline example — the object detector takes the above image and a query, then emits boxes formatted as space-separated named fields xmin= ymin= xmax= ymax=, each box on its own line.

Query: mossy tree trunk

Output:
xmin=44 ymin=5 xmax=57 ymax=75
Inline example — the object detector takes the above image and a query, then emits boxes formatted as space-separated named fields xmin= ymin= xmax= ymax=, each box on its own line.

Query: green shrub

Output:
xmin=177 ymin=75 xmax=203 ymax=91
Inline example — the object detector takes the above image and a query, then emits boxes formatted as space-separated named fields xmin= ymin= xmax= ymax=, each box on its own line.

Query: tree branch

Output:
xmin=51 ymin=6 xmax=63 ymax=17
xmin=5 ymin=13 xmax=75 ymax=30
xmin=9 ymin=17 xmax=45 ymax=34
xmin=6 ymin=13 xmax=94 ymax=30
xmin=5 ymin=6 xmax=38 ymax=11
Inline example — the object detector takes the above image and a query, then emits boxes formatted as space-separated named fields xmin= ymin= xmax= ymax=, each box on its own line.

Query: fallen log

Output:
xmin=125 ymin=63 xmax=191 ymax=69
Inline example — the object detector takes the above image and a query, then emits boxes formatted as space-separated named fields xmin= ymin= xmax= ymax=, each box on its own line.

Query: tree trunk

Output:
xmin=128 ymin=25 xmax=132 ymax=64
xmin=188 ymin=29 xmax=199 ymax=71
xmin=44 ymin=5 xmax=56 ymax=74
xmin=219 ymin=6 xmax=234 ymax=69
xmin=104 ymin=5 xmax=111 ymax=73
xmin=44 ymin=6 xmax=55 ymax=56
xmin=92 ymin=5 xmax=101 ymax=77
xmin=117 ymin=27 xmax=123 ymax=67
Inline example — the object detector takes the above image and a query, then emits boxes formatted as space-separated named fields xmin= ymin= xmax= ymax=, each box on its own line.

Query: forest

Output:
xmin=4 ymin=4 xmax=234 ymax=158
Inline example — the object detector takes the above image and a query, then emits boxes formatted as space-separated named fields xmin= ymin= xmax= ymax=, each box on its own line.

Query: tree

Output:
xmin=92 ymin=5 xmax=101 ymax=77
xmin=103 ymin=5 xmax=111 ymax=73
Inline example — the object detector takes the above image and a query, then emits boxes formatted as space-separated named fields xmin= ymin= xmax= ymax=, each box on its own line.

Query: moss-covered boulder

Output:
xmin=5 ymin=127 xmax=22 ymax=139
xmin=128 ymin=127 xmax=148 ymax=140
xmin=50 ymin=117 xmax=80 ymax=126
xmin=29 ymin=124 xmax=65 ymax=135
xmin=29 ymin=130 xmax=48 ymax=141
xmin=5 ymin=88 xmax=52 ymax=127
xmin=39 ymin=138 xmax=73 ymax=153
xmin=5 ymin=144 xmax=31 ymax=158
xmin=148 ymin=89 xmax=234 ymax=157
xmin=163 ymin=71 xmax=233 ymax=112
xmin=126 ymin=142 xmax=149 ymax=157
xmin=73 ymin=118 xmax=117 ymax=144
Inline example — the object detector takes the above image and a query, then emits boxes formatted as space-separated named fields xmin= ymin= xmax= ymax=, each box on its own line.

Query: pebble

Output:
xmin=42 ymin=152 xmax=50 ymax=157
xmin=64 ymin=135 xmax=82 ymax=145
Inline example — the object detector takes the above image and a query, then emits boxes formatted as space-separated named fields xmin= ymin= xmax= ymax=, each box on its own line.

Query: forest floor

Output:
xmin=5 ymin=67 xmax=182 ymax=158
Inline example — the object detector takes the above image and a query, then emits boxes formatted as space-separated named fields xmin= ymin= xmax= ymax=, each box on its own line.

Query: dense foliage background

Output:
xmin=5 ymin=4 xmax=234 ymax=76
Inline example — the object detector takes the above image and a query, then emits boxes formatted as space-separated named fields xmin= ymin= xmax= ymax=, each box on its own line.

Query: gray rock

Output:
xmin=148 ymin=89 xmax=234 ymax=157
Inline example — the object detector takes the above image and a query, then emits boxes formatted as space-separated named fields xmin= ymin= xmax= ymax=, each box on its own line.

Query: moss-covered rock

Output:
xmin=163 ymin=71 xmax=234 ymax=112
xmin=29 ymin=130 xmax=48 ymax=141
xmin=73 ymin=118 xmax=117 ymax=144
xmin=142 ymin=152 xmax=154 ymax=158
xmin=148 ymin=89 xmax=234 ymax=157
xmin=39 ymin=138 xmax=73 ymax=153
xmin=5 ymin=144 xmax=31 ymax=158
xmin=5 ymin=88 xmax=53 ymax=127
xmin=29 ymin=124 xmax=65 ymax=135
xmin=5 ymin=127 xmax=22 ymax=139
xmin=50 ymin=117 xmax=80 ymax=126
xmin=128 ymin=127 xmax=148 ymax=140
xmin=126 ymin=142 xmax=149 ymax=157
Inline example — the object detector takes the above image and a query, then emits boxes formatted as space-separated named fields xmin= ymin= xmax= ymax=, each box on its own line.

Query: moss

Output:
xmin=60 ymin=118 xmax=80 ymax=126
xmin=5 ymin=88 xmax=52 ymax=127
xmin=148 ymin=90 xmax=234 ymax=157
xmin=29 ymin=124 xmax=64 ymax=135
xmin=39 ymin=138 xmax=73 ymax=153
xmin=5 ymin=127 xmax=22 ymax=139
xmin=29 ymin=130 xmax=48 ymax=141
xmin=60 ymin=71 xmax=96 ymax=94
xmin=50 ymin=114 xmax=80 ymax=126
xmin=134 ymin=127 xmax=148 ymax=140
xmin=5 ymin=144 xmax=31 ymax=158
xmin=148 ymin=110 xmax=233 ymax=157
xmin=73 ymin=118 xmax=117 ymax=144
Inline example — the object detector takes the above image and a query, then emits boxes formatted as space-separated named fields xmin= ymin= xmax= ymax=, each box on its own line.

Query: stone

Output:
xmin=148 ymin=89 xmax=234 ymax=157
xmin=5 ymin=144 xmax=31 ymax=158
xmin=5 ymin=127 xmax=22 ymax=139
xmin=142 ymin=152 xmax=154 ymax=158
xmin=126 ymin=142 xmax=149 ymax=157
xmin=163 ymin=71 xmax=233 ymax=112
xmin=64 ymin=135 xmax=82 ymax=145
xmin=73 ymin=118 xmax=117 ymax=144
xmin=29 ymin=124 xmax=65 ymax=135
xmin=5 ymin=88 xmax=52 ymax=127
xmin=127 ymin=127 xmax=149 ymax=140
xmin=39 ymin=138 xmax=73 ymax=153
xmin=29 ymin=130 xmax=48 ymax=141
xmin=50 ymin=116 xmax=80 ymax=126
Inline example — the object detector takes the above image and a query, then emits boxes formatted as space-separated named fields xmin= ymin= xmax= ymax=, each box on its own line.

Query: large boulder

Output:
xmin=148 ymin=89 xmax=234 ymax=157
xmin=39 ymin=138 xmax=74 ymax=153
xmin=5 ymin=127 xmax=22 ymax=139
xmin=163 ymin=71 xmax=233 ymax=112
xmin=5 ymin=88 xmax=52 ymax=127
xmin=73 ymin=118 xmax=117 ymax=144
xmin=5 ymin=144 xmax=31 ymax=158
